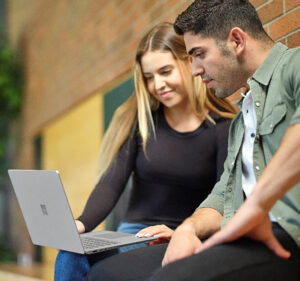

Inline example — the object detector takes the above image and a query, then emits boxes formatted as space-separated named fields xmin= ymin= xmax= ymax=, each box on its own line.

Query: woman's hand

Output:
xmin=136 ymin=224 xmax=174 ymax=245
xmin=75 ymin=220 xmax=86 ymax=234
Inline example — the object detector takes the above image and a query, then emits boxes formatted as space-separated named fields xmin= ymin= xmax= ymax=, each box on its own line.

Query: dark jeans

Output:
xmin=86 ymin=223 xmax=300 ymax=281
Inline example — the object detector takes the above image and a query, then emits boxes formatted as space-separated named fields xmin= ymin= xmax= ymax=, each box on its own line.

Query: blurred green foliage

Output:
xmin=0 ymin=31 xmax=22 ymax=262
xmin=0 ymin=31 xmax=23 ymax=177
xmin=0 ymin=235 xmax=15 ymax=262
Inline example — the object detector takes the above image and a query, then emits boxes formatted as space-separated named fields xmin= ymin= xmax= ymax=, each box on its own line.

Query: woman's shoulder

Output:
xmin=209 ymin=112 xmax=232 ymax=125
xmin=207 ymin=112 xmax=232 ymax=137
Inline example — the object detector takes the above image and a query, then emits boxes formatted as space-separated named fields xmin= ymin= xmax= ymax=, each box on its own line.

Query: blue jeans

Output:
xmin=54 ymin=222 xmax=150 ymax=281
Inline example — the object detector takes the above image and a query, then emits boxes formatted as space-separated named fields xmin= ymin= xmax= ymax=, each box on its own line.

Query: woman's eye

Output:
xmin=162 ymin=69 xmax=171 ymax=75
xmin=144 ymin=76 xmax=153 ymax=81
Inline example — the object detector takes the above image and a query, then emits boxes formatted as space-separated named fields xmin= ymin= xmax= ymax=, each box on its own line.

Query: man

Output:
xmin=87 ymin=1 xmax=300 ymax=280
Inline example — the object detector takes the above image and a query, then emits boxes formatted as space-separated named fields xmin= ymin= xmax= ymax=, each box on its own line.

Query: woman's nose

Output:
xmin=154 ymin=76 xmax=166 ymax=91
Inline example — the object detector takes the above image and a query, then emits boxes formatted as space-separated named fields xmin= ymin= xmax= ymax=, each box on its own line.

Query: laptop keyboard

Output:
xmin=81 ymin=237 xmax=118 ymax=250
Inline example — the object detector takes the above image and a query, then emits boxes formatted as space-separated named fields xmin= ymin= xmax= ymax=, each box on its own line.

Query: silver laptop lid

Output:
xmin=8 ymin=169 xmax=85 ymax=254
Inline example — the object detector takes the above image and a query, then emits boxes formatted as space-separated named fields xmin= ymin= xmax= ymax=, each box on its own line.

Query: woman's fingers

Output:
xmin=136 ymin=224 xmax=174 ymax=239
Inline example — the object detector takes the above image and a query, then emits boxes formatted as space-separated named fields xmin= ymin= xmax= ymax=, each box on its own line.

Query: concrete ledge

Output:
xmin=0 ymin=262 xmax=53 ymax=281
xmin=0 ymin=270 xmax=45 ymax=281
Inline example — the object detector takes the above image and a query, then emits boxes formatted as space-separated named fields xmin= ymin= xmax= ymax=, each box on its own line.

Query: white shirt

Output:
xmin=241 ymin=90 xmax=276 ymax=221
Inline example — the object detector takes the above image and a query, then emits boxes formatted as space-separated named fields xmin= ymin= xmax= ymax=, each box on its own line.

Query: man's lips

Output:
xmin=202 ymin=77 xmax=214 ymax=88
xmin=201 ymin=77 xmax=212 ymax=84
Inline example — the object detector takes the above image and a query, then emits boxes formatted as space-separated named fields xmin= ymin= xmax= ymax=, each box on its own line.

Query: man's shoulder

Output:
xmin=286 ymin=45 xmax=300 ymax=53
xmin=283 ymin=45 xmax=300 ymax=62
xmin=272 ymin=45 xmax=300 ymax=86
xmin=280 ymin=46 xmax=300 ymax=84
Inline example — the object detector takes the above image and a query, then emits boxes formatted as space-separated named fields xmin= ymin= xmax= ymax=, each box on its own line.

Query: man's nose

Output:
xmin=191 ymin=61 xmax=204 ymax=77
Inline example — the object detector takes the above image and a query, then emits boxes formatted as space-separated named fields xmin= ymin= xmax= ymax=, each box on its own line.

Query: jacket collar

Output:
xmin=249 ymin=43 xmax=288 ymax=87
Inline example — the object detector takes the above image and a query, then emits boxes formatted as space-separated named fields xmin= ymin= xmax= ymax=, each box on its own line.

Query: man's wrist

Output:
xmin=176 ymin=220 xmax=197 ymax=235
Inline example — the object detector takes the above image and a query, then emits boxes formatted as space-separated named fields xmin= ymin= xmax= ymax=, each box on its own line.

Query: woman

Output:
xmin=55 ymin=22 xmax=236 ymax=281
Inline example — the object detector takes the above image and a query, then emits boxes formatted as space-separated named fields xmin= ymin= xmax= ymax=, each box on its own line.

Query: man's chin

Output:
xmin=214 ymin=89 xmax=231 ymax=99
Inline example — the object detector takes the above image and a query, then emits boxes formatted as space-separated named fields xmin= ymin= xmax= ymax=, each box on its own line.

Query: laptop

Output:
xmin=8 ymin=169 xmax=156 ymax=254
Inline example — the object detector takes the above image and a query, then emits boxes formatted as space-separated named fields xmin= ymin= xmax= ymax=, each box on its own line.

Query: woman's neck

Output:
xmin=163 ymin=104 xmax=205 ymax=133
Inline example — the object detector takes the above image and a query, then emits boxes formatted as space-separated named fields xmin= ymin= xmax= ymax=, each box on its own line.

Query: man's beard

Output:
xmin=214 ymin=87 xmax=232 ymax=99
xmin=213 ymin=56 xmax=243 ymax=99
xmin=212 ymin=42 xmax=245 ymax=98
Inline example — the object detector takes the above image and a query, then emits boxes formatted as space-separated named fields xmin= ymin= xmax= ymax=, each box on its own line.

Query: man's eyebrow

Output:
xmin=188 ymin=47 xmax=200 ymax=56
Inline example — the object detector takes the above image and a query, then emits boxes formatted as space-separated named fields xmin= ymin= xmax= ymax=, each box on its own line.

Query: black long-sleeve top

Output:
xmin=78 ymin=108 xmax=231 ymax=232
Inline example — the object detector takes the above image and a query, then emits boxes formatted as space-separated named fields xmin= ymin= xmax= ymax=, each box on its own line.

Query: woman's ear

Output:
xmin=228 ymin=27 xmax=246 ymax=56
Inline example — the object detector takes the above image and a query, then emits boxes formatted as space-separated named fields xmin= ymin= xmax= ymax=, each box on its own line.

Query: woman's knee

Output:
xmin=54 ymin=251 xmax=90 ymax=281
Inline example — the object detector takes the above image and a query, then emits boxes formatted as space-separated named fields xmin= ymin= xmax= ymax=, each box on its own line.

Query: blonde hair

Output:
xmin=95 ymin=22 xmax=236 ymax=183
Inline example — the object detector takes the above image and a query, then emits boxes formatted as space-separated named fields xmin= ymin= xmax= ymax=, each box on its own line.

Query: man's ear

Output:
xmin=228 ymin=27 xmax=246 ymax=56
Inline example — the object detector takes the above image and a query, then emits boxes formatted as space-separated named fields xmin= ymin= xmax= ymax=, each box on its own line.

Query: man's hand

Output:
xmin=196 ymin=123 xmax=300 ymax=258
xmin=161 ymin=208 xmax=222 ymax=266
xmin=195 ymin=198 xmax=291 ymax=259
xmin=162 ymin=224 xmax=202 ymax=267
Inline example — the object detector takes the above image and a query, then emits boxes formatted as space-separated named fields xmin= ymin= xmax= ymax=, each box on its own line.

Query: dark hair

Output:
xmin=174 ymin=0 xmax=271 ymax=41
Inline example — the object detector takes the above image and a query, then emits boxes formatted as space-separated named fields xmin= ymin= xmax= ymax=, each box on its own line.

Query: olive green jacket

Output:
xmin=199 ymin=43 xmax=300 ymax=247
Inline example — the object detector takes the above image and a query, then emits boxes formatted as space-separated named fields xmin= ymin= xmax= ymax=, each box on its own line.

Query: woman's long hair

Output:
xmin=95 ymin=22 xmax=236 ymax=183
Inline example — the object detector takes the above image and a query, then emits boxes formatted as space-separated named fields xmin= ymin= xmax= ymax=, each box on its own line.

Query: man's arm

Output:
xmin=196 ymin=123 xmax=300 ymax=258
xmin=162 ymin=207 xmax=222 ymax=266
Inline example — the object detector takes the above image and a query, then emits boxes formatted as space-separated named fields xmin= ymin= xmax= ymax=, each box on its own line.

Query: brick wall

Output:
xmin=6 ymin=0 xmax=300 ymax=146
xmin=5 ymin=0 xmax=299 ymax=145
xmin=7 ymin=0 xmax=193 ymax=141
xmin=253 ymin=0 xmax=300 ymax=47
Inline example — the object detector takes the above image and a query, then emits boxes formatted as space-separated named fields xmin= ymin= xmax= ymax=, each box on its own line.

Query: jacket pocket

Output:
xmin=259 ymin=103 xmax=287 ymax=135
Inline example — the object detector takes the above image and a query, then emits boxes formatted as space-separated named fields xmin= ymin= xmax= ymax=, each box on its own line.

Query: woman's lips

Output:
xmin=159 ymin=90 xmax=172 ymax=98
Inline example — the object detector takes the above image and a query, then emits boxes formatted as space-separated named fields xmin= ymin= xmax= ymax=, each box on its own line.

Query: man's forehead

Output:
xmin=183 ymin=31 xmax=204 ymax=41
xmin=183 ymin=32 xmax=213 ymax=52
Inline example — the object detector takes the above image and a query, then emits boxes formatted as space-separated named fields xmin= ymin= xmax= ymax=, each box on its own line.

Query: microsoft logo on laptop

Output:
xmin=40 ymin=204 xmax=48 ymax=216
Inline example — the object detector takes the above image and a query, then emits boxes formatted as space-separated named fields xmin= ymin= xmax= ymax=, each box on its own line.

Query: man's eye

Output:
xmin=195 ymin=52 xmax=204 ymax=58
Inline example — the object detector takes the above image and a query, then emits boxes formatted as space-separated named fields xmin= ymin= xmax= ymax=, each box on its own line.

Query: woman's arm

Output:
xmin=215 ymin=118 xmax=231 ymax=180
xmin=77 ymin=132 xmax=137 ymax=232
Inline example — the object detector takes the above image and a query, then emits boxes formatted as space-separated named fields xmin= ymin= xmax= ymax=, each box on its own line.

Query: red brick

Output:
xmin=286 ymin=0 xmax=300 ymax=12
xmin=257 ymin=0 xmax=283 ymax=24
xmin=270 ymin=8 xmax=300 ymax=39
xmin=150 ymin=3 xmax=166 ymax=21
xmin=143 ymin=0 xmax=155 ymax=11
xmin=166 ymin=0 xmax=180 ymax=10
xmin=279 ymin=38 xmax=286 ymax=44
xmin=287 ymin=30 xmax=300 ymax=47
xmin=133 ymin=15 xmax=152 ymax=35
xmin=250 ymin=0 xmax=268 ymax=8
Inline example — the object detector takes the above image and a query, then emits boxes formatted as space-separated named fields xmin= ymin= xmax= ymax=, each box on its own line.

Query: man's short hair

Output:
xmin=174 ymin=0 xmax=270 ymax=41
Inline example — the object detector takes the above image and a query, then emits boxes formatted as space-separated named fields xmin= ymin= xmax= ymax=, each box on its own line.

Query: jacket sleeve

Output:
xmin=287 ymin=49 xmax=300 ymax=126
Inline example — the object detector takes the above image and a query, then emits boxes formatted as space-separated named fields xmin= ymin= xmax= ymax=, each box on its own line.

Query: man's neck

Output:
xmin=246 ymin=39 xmax=274 ymax=78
